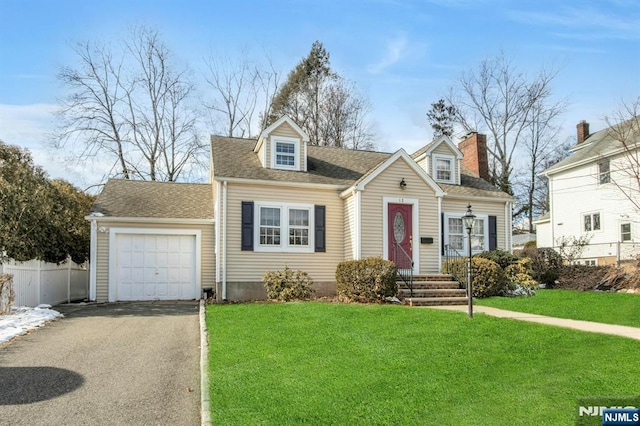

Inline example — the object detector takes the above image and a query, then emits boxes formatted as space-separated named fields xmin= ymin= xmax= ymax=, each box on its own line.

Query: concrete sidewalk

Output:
xmin=429 ymin=305 xmax=640 ymax=341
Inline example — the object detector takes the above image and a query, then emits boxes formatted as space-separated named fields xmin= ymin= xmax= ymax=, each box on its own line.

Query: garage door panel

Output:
xmin=115 ymin=233 xmax=196 ymax=301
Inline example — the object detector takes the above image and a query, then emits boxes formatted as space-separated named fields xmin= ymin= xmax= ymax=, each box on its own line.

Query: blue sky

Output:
xmin=0 ymin=0 xmax=639 ymax=189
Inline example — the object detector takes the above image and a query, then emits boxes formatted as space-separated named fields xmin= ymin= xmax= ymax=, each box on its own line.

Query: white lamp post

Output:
xmin=462 ymin=204 xmax=476 ymax=318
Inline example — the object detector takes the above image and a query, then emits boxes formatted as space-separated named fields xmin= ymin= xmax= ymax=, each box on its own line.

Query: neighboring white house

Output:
xmin=535 ymin=118 xmax=640 ymax=265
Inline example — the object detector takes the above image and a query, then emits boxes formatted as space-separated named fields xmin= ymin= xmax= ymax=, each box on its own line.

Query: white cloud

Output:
xmin=367 ymin=33 xmax=410 ymax=74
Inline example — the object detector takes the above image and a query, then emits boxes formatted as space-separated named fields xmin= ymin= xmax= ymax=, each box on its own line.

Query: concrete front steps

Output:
xmin=398 ymin=274 xmax=468 ymax=307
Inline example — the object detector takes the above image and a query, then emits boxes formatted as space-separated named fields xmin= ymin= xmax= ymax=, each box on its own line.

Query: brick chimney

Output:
xmin=576 ymin=120 xmax=590 ymax=144
xmin=458 ymin=132 xmax=490 ymax=182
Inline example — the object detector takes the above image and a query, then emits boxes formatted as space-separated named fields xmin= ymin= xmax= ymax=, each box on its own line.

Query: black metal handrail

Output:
xmin=394 ymin=242 xmax=414 ymax=297
xmin=443 ymin=244 xmax=467 ymax=289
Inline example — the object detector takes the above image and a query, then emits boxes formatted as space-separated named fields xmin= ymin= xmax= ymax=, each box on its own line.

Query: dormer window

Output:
xmin=433 ymin=154 xmax=455 ymax=184
xmin=271 ymin=136 xmax=300 ymax=170
xmin=276 ymin=141 xmax=296 ymax=167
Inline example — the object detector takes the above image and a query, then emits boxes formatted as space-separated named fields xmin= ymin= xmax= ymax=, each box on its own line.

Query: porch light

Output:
xmin=462 ymin=204 xmax=476 ymax=318
xmin=400 ymin=178 xmax=407 ymax=190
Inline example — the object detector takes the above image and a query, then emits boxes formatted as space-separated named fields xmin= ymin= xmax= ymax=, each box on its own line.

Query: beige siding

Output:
xmin=432 ymin=142 xmax=455 ymax=157
xmin=441 ymin=198 xmax=508 ymax=250
xmin=343 ymin=193 xmax=356 ymax=260
xmin=271 ymin=121 xmax=301 ymax=138
xmin=225 ymin=182 xmax=344 ymax=283
xmin=94 ymin=221 xmax=216 ymax=303
xmin=256 ymin=140 xmax=266 ymax=168
xmin=360 ymin=157 xmax=441 ymax=273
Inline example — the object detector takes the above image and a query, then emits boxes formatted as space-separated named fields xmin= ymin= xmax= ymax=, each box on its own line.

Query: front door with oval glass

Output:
xmin=388 ymin=203 xmax=413 ymax=270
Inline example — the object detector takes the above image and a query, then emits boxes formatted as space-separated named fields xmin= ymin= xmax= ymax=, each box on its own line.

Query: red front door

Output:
xmin=388 ymin=203 xmax=413 ymax=269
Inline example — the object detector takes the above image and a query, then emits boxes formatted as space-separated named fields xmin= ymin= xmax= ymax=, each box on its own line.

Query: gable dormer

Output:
xmin=414 ymin=135 xmax=463 ymax=185
xmin=254 ymin=116 xmax=309 ymax=172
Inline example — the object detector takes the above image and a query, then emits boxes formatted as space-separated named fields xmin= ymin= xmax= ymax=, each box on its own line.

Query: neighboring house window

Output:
xmin=270 ymin=136 xmax=300 ymax=170
xmin=433 ymin=155 xmax=455 ymax=183
xmin=444 ymin=213 xmax=489 ymax=253
xmin=254 ymin=202 xmax=314 ymax=252
xmin=583 ymin=212 xmax=601 ymax=232
xmin=598 ymin=160 xmax=610 ymax=184
xmin=621 ymin=223 xmax=631 ymax=242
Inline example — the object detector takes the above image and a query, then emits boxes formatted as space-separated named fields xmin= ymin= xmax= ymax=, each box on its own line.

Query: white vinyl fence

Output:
xmin=0 ymin=259 xmax=89 ymax=307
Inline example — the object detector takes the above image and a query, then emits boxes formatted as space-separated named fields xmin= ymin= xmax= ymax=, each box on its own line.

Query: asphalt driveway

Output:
xmin=0 ymin=301 xmax=200 ymax=426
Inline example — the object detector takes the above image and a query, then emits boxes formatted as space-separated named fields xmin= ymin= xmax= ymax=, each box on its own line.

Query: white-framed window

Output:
xmin=583 ymin=212 xmax=601 ymax=232
xmin=598 ymin=160 xmax=610 ymax=184
xmin=270 ymin=136 xmax=300 ymax=170
xmin=621 ymin=223 xmax=631 ymax=242
xmin=255 ymin=202 xmax=313 ymax=252
xmin=445 ymin=213 xmax=488 ymax=254
xmin=432 ymin=154 xmax=455 ymax=183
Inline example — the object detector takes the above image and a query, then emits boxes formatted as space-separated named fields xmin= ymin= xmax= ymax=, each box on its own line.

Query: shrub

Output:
xmin=476 ymin=249 xmax=520 ymax=269
xmin=521 ymin=247 xmax=562 ymax=287
xmin=442 ymin=257 xmax=506 ymax=298
xmin=262 ymin=266 xmax=315 ymax=302
xmin=505 ymin=258 xmax=538 ymax=296
xmin=335 ymin=257 xmax=397 ymax=303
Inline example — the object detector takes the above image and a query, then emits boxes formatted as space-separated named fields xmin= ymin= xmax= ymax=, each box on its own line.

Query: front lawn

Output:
xmin=206 ymin=302 xmax=640 ymax=425
xmin=477 ymin=289 xmax=640 ymax=328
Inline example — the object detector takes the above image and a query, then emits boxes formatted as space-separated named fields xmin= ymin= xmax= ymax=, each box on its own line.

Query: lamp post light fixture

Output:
xmin=462 ymin=204 xmax=476 ymax=318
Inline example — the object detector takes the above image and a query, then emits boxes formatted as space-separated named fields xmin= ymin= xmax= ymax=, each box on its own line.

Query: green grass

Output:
xmin=477 ymin=289 xmax=640 ymax=328
xmin=207 ymin=302 xmax=640 ymax=425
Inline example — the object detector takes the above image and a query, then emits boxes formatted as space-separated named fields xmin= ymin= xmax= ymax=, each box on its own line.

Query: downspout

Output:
xmin=354 ymin=189 xmax=361 ymax=260
xmin=549 ymin=176 xmax=555 ymax=248
xmin=222 ymin=181 xmax=228 ymax=301
xmin=215 ymin=182 xmax=221 ymax=286
xmin=505 ymin=201 xmax=512 ymax=252
xmin=437 ymin=194 xmax=443 ymax=271
xmin=89 ymin=219 xmax=97 ymax=301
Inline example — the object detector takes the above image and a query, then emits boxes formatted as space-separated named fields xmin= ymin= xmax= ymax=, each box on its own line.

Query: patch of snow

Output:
xmin=0 ymin=305 xmax=63 ymax=344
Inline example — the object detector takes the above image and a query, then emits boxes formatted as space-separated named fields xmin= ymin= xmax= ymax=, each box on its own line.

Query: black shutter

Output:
xmin=241 ymin=201 xmax=254 ymax=251
xmin=441 ymin=212 xmax=445 ymax=255
xmin=489 ymin=215 xmax=497 ymax=251
xmin=314 ymin=205 xmax=326 ymax=252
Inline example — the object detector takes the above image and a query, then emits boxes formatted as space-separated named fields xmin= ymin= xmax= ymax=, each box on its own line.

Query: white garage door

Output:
xmin=115 ymin=234 xmax=196 ymax=301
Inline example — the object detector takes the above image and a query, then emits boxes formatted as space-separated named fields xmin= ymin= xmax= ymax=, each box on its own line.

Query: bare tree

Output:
xmin=514 ymin=94 xmax=567 ymax=231
xmin=55 ymin=25 xmax=204 ymax=182
xmin=451 ymin=52 xmax=561 ymax=195
xmin=604 ymin=96 xmax=640 ymax=211
xmin=320 ymin=79 xmax=375 ymax=149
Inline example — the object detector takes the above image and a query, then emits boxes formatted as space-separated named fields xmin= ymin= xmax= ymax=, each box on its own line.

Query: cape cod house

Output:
xmin=87 ymin=116 xmax=513 ymax=303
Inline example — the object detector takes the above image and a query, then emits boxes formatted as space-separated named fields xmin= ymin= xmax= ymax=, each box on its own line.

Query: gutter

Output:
xmin=89 ymin=219 xmax=97 ymax=301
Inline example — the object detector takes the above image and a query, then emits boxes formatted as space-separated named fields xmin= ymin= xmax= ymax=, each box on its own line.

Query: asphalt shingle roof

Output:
xmin=211 ymin=136 xmax=391 ymax=186
xmin=211 ymin=135 xmax=512 ymax=199
xmin=91 ymin=179 xmax=214 ymax=219
xmin=544 ymin=117 xmax=640 ymax=175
